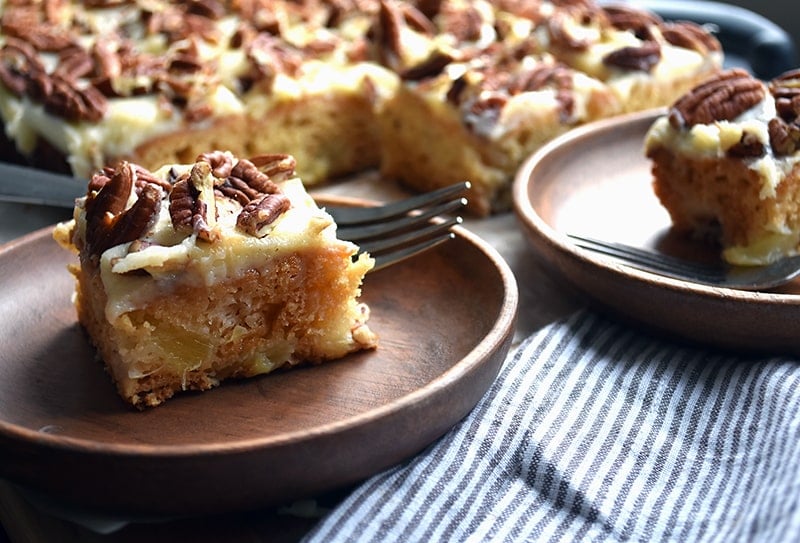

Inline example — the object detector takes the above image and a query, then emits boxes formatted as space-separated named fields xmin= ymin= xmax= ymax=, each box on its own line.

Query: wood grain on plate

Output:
xmin=513 ymin=108 xmax=800 ymax=356
xmin=0 ymin=200 xmax=518 ymax=518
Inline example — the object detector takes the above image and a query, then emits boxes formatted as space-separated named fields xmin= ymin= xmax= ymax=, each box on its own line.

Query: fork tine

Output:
xmin=326 ymin=181 xmax=470 ymax=226
xmin=370 ymin=232 xmax=456 ymax=272
xmin=337 ymin=197 xmax=466 ymax=243
xmin=359 ymin=215 xmax=462 ymax=255
xmin=567 ymin=234 xmax=726 ymax=280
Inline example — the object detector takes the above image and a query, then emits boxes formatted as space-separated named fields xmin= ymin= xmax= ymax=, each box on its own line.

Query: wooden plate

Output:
xmin=513 ymin=108 xmax=800 ymax=356
xmin=0 ymin=200 xmax=518 ymax=518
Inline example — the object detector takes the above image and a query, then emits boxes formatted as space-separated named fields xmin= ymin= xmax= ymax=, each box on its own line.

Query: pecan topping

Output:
xmin=244 ymin=33 xmax=305 ymax=89
xmin=768 ymin=117 xmax=800 ymax=157
xmin=400 ymin=51 xmax=454 ymax=80
xmin=0 ymin=37 xmax=108 ymax=122
xmin=249 ymin=153 xmax=298 ymax=183
xmin=602 ymin=41 xmax=661 ymax=72
xmin=84 ymin=162 xmax=163 ymax=257
xmin=0 ymin=38 xmax=43 ymax=97
xmin=726 ymin=131 xmax=764 ymax=158
xmin=668 ymin=69 xmax=765 ymax=129
xmin=198 ymin=150 xmax=235 ymax=178
xmin=603 ymin=5 xmax=661 ymax=41
xmin=660 ymin=21 xmax=722 ymax=54
xmin=547 ymin=4 xmax=608 ymax=51
xmin=769 ymin=69 xmax=800 ymax=123
xmin=236 ymin=193 xmax=291 ymax=237
xmin=437 ymin=3 xmax=485 ymax=43
xmin=510 ymin=63 xmax=575 ymax=120
xmin=169 ymin=161 xmax=219 ymax=241
xmin=372 ymin=0 xmax=448 ymax=77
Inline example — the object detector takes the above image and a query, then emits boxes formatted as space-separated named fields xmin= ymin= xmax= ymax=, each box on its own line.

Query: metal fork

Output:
xmin=0 ymin=161 xmax=468 ymax=272
xmin=568 ymin=233 xmax=800 ymax=290
xmin=327 ymin=182 xmax=469 ymax=272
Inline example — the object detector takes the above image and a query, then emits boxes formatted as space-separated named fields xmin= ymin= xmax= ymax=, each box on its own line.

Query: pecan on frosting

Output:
xmin=768 ymin=70 xmax=800 ymax=156
xmin=602 ymin=5 xmax=662 ymax=41
xmin=667 ymin=69 xmax=765 ymax=129
xmin=660 ymin=21 xmax=722 ymax=55
xmin=767 ymin=117 xmax=800 ymax=157
xmin=84 ymin=163 xmax=163 ymax=258
xmin=769 ymin=68 xmax=800 ymax=123
xmin=237 ymin=193 xmax=292 ymax=237
xmin=0 ymin=9 xmax=108 ymax=123
xmin=169 ymin=161 xmax=220 ymax=242
xmin=602 ymin=41 xmax=661 ymax=73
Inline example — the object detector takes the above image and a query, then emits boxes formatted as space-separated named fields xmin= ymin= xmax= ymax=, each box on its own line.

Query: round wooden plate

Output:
xmin=513 ymin=108 xmax=800 ymax=356
xmin=0 ymin=200 xmax=518 ymax=518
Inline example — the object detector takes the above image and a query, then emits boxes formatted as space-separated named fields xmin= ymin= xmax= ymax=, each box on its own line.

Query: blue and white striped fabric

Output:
xmin=304 ymin=310 xmax=800 ymax=542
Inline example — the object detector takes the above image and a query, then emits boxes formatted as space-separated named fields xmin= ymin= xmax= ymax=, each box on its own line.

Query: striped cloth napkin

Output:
xmin=304 ymin=310 xmax=800 ymax=542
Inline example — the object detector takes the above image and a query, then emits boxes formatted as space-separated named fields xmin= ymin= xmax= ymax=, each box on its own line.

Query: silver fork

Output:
xmin=568 ymin=233 xmax=800 ymax=290
xmin=0 ymin=161 xmax=468 ymax=272
xmin=327 ymin=182 xmax=469 ymax=272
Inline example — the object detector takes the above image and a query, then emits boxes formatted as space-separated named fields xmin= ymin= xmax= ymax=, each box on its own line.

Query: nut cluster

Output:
xmin=82 ymin=152 xmax=295 ymax=259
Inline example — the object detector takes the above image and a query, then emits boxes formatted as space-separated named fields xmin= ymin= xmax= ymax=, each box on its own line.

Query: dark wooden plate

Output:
xmin=0 ymin=198 xmax=518 ymax=518
xmin=513 ymin=108 xmax=800 ymax=356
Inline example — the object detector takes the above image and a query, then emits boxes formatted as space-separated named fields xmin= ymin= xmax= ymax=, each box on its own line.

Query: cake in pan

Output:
xmin=0 ymin=0 xmax=722 ymax=214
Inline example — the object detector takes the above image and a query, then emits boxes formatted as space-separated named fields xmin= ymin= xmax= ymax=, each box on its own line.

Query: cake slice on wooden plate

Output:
xmin=54 ymin=151 xmax=377 ymax=409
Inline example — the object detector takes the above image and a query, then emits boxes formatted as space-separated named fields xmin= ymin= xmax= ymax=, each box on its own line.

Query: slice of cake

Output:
xmin=53 ymin=151 xmax=377 ymax=409
xmin=645 ymin=68 xmax=800 ymax=265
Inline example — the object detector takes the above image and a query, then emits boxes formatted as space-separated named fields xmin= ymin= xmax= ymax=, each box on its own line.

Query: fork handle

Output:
xmin=0 ymin=162 xmax=84 ymax=208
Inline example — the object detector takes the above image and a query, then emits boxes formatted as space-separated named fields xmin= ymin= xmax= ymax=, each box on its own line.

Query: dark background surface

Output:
xmin=726 ymin=0 xmax=800 ymax=46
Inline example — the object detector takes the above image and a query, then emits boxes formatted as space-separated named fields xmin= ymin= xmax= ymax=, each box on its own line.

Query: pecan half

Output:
xmin=660 ymin=21 xmax=722 ymax=54
xmin=101 ymin=183 xmax=163 ymax=253
xmin=372 ymin=0 xmax=445 ymax=75
xmin=437 ymin=3 xmax=485 ymax=43
xmin=769 ymin=69 xmax=800 ymax=122
xmin=769 ymin=117 xmax=800 ymax=157
xmin=168 ymin=161 xmax=219 ymax=241
xmin=400 ymin=50 xmax=453 ymax=80
xmin=198 ymin=150 xmax=235 ymax=178
xmin=603 ymin=5 xmax=661 ymax=41
xmin=726 ymin=131 xmax=765 ymax=158
xmin=248 ymin=154 xmax=297 ymax=184
xmin=547 ymin=4 xmax=608 ymax=51
xmin=668 ymin=69 xmax=765 ymax=129
xmin=84 ymin=163 xmax=162 ymax=257
xmin=236 ymin=193 xmax=291 ymax=237
xmin=510 ymin=63 xmax=576 ymax=120
xmin=602 ymin=41 xmax=661 ymax=72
